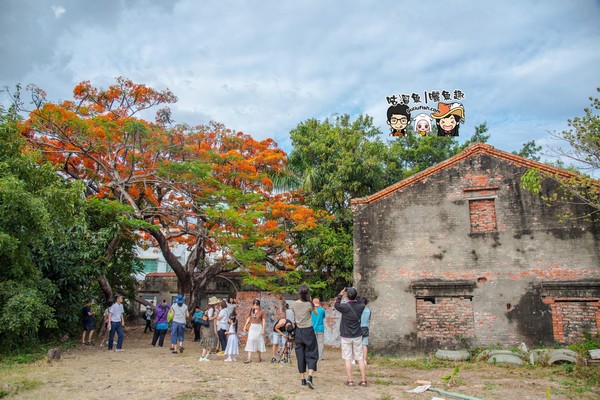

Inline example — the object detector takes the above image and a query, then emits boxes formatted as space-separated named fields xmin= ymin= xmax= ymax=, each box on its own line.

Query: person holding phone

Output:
xmin=290 ymin=285 xmax=319 ymax=389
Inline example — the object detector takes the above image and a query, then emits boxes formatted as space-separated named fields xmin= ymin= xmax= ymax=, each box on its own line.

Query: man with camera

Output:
xmin=271 ymin=317 xmax=295 ymax=363
xmin=334 ymin=287 xmax=367 ymax=387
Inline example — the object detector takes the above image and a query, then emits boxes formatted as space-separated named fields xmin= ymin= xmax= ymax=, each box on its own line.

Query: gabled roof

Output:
xmin=351 ymin=142 xmax=582 ymax=205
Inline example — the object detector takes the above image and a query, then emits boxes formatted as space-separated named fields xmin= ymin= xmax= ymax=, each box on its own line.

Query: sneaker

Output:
xmin=224 ymin=358 xmax=232 ymax=362
xmin=307 ymin=375 xmax=314 ymax=389
xmin=116 ymin=349 xmax=124 ymax=352
xmin=281 ymin=358 xmax=287 ymax=363
xmin=271 ymin=357 xmax=277 ymax=363
xmin=301 ymin=379 xmax=307 ymax=387
xmin=351 ymin=359 xmax=356 ymax=365
xmin=217 ymin=351 xmax=225 ymax=355
xmin=172 ymin=350 xmax=178 ymax=354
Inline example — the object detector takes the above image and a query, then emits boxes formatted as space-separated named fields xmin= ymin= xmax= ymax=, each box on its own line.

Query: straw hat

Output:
xmin=207 ymin=296 xmax=220 ymax=305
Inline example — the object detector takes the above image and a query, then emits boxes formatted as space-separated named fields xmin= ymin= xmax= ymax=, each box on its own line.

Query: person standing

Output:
xmin=243 ymin=299 xmax=266 ymax=363
xmin=151 ymin=299 xmax=170 ymax=347
xmin=223 ymin=315 xmax=239 ymax=362
xmin=334 ymin=287 xmax=367 ymax=387
xmin=81 ymin=299 xmax=96 ymax=345
xmin=291 ymin=285 xmax=319 ymax=389
xmin=108 ymin=294 xmax=125 ymax=352
xmin=216 ymin=300 xmax=229 ymax=354
xmin=360 ymin=298 xmax=371 ymax=365
xmin=192 ymin=306 xmax=203 ymax=342
xmin=226 ymin=297 xmax=237 ymax=319
xmin=169 ymin=295 xmax=189 ymax=354
xmin=198 ymin=297 xmax=219 ymax=361
xmin=98 ymin=300 xmax=112 ymax=348
xmin=144 ymin=301 xmax=154 ymax=333
xmin=311 ymin=298 xmax=326 ymax=360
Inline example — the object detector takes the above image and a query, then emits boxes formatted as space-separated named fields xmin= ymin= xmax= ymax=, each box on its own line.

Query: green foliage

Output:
xmin=522 ymin=88 xmax=600 ymax=220
xmin=287 ymin=115 xmax=490 ymax=295
xmin=440 ymin=365 xmax=464 ymax=387
xmin=0 ymin=107 xmax=140 ymax=350
xmin=520 ymin=169 xmax=543 ymax=194
xmin=567 ymin=331 xmax=600 ymax=356
xmin=513 ymin=140 xmax=542 ymax=161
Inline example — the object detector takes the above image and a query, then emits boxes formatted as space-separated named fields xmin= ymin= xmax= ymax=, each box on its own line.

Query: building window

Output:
xmin=469 ymin=198 xmax=497 ymax=233
xmin=141 ymin=258 xmax=158 ymax=273
xmin=415 ymin=297 xmax=475 ymax=341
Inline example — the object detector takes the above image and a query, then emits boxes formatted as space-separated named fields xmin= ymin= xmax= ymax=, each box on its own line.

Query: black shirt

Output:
xmin=334 ymin=296 xmax=365 ymax=338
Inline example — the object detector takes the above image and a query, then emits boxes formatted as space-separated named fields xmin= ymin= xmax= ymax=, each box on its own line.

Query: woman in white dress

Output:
xmin=243 ymin=299 xmax=266 ymax=363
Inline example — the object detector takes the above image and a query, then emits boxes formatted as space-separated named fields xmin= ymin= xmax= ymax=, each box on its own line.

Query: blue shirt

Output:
xmin=311 ymin=307 xmax=326 ymax=333
xmin=193 ymin=311 xmax=203 ymax=323
xmin=360 ymin=307 xmax=371 ymax=327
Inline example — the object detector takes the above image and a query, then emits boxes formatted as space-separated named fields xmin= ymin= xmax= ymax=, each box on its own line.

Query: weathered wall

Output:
xmin=353 ymin=153 xmax=600 ymax=354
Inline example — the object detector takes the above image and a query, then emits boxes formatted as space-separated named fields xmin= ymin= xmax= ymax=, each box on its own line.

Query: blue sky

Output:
xmin=1 ymin=0 xmax=599 ymax=158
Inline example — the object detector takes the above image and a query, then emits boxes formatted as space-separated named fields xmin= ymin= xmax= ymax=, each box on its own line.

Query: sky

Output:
xmin=1 ymin=0 xmax=599 ymax=159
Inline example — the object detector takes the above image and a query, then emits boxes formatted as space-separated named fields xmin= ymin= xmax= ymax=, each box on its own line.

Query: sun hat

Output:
xmin=175 ymin=294 xmax=185 ymax=303
xmin=208 ymin=296 xmax=220 ymax=305
xmin=431 ymin=102 xmax=465 ymax=120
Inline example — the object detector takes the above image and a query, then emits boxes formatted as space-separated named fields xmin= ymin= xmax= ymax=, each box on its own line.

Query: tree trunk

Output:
xmin=98 ymin=274 xmax=113 ymax=303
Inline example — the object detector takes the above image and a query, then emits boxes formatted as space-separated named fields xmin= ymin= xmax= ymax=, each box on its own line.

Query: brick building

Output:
xmin=351 ymin=143 xmax=600 ymax=354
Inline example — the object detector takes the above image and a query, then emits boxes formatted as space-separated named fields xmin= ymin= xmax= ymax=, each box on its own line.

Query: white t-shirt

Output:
xmin=217 ymin=308 xmax=229 ymax=330
xmin=109 ymin=303 xmax=124 ymax=322
xmin=172 ymin=303 xmax=188 ymax=324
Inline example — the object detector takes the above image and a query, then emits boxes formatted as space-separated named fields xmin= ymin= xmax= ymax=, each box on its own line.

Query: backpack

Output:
xmin=167 ymin=308 xmax=174 ymax=323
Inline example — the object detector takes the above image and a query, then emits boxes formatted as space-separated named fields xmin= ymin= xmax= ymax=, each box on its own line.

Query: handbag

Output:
xmin=167 ymin=308 xmax=174 ymax=323
xmin=200 ymin=314 xmax=210 ymax=327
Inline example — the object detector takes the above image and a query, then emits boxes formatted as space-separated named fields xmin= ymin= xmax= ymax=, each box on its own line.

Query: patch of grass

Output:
xmin=0 ymin=379 xmax=43 ymax=397
xmin=483 ymin=382 xmax=498 ymax=390
xmin=380 ymin=395 xmax=393 ymax=400
xmin=176 ymin=394 xmax=210 ymax=400
xmin=374 ymin=355 xmax=451 ymax=370
xmin=371 ymin=378 xmax=395 ymax=386
xmin=0 ymin=339 xmax=74 ymax=367
xmin=567 ymin=331 xmax=600 ymax=356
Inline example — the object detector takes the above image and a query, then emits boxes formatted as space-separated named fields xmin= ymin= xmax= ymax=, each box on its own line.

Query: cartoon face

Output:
xmin=439 ymin=116 xmax=457 ymax=132
xmin=416 ymin=120 xmax=430 ymax=132
xmin=388 ymin=114 xmax=409 ymax=131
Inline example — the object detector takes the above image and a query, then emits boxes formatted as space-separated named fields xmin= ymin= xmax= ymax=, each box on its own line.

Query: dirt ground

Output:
xmin=1 ymin=325 xmax=598 ymax=400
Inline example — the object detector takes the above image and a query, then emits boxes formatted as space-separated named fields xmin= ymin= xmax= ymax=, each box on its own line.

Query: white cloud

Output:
xmin=51 ymin=5 xmax=66 ymax=19
xmin=1 ymin=0 xmax=599 ymax=155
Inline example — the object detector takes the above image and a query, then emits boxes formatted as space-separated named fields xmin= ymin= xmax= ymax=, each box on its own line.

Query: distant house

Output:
xmin=352 ymin=143 xmax=600 ymax=353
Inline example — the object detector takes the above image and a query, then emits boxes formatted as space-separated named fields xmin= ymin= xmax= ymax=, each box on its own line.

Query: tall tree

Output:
xmin=0 ymin=106 xmax=137 ymax=346
xmin=287 ymin=115 xmax=489 ymax=296
xmin=521 ymin=88 xmax=600 ymax=220
xmin=18 ymin=78 xmax=316 ymax=304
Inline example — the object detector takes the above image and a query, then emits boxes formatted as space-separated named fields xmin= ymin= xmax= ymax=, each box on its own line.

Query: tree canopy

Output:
xmin=521 ymin=88 xmax=600 ymax=220
xmin=17 ymin=78 xmax=317 ymax=304
xmin=286 ymin=114 xmax=491 ymax=297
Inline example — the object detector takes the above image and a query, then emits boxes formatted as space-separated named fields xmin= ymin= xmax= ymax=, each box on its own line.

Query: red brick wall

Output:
xmin=469 ymin=198 xmax=497 ymax=233
xmin=416 ymin=297 xmax=475 ymax=340
xmin=548 ymin=300 xmax=600 ymax=343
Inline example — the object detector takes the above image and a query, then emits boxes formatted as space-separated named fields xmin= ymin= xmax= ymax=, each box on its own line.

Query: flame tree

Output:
xmin=19 ymin=78 xmax=316 ymax=303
